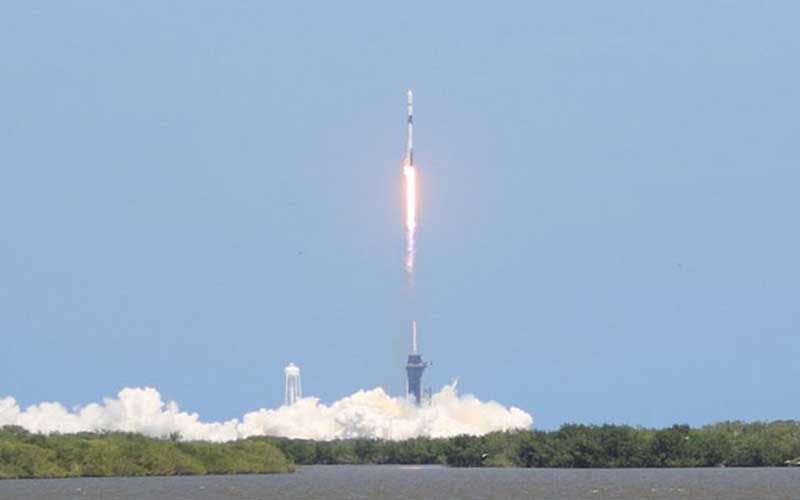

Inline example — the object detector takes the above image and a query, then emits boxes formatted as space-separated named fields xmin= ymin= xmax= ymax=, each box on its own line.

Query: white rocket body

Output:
xmin=406 ymin=90 xmax=414 ymax=166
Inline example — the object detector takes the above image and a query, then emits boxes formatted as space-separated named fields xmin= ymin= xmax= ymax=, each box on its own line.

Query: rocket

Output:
xmin=406 ymin=90 xmax=414 ymax=166
xmin=403 ymin=90 xmax=418 ymax=274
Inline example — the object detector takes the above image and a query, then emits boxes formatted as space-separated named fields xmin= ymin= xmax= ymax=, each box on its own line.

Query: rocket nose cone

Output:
xmin=407 ymin=90 xmax=413 ymax=102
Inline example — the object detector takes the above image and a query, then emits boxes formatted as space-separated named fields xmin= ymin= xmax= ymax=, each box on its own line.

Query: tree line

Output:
xmin=0 ymin=426 xmax=293 ymax=479
xmin=263 ymin=421 xmax=800 ymax=468
xmin=3 ymin=420 xmax=800 ymax=479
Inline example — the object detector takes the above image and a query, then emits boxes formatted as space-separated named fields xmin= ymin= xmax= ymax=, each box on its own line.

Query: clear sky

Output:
xmin=1 ymin=2 xmax=798 ymax=430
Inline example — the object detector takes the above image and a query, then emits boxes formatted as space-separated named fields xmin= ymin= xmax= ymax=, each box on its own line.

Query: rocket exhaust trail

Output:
xmin=404 ymin=165 xmax=417 ymax=275
xmin=404 ymin=90 xmax=417 ymax=277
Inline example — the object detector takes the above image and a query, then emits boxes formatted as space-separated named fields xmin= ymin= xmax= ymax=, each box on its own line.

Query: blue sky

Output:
xmin=1 ymin=2 xmax=798 ymax=430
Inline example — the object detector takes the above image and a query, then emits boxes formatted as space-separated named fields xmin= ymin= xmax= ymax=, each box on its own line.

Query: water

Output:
xmin=1 ymin=466 xmax=798 ymax=500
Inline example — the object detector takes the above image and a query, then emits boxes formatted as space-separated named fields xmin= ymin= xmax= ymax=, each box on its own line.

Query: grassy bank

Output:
xmin=0 ymin=427 xmax=293 ymax=479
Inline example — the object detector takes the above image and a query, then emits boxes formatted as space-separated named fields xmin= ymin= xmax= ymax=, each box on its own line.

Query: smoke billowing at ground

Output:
xmin=0 ymin=384 xmax=532 ymax=442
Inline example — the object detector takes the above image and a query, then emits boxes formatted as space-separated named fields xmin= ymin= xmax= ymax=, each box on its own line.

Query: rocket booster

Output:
xmin=406 ymin=90 xmax=414 ymax=166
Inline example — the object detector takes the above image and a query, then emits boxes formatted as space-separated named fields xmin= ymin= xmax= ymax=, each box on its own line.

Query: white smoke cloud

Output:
xmin=0 ymin=385 xmax=532 ymax=442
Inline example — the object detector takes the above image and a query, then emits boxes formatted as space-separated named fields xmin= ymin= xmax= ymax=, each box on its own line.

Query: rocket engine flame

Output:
xmin=404 ymin=164 xmax=417 ymax=275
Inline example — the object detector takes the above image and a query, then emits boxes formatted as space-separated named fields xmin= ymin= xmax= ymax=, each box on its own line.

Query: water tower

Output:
xmin=284 ymin=362 xmax=302 ymax=406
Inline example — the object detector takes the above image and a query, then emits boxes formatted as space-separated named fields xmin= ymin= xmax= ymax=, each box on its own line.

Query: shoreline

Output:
xmin=3 ymin=464 xmax=800 ymax=481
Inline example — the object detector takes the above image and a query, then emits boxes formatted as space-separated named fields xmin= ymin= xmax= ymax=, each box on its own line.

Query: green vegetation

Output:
xmin=264 ymin=421 xmax=800 ymax=468
xmin=0 ymin=426 xmax=293 ymax=479
xmin=4 ymin=420 xmax=800 ymax=478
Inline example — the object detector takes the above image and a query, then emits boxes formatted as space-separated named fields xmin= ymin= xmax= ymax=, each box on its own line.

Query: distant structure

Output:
xmin=406 ymin=321 xmax=429 ymax=405
xmin=284 ymin=362 xmax=302 ymax=406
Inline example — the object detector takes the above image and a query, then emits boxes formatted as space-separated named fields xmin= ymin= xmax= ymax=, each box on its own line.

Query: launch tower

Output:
xmin=406 ymin=321 xmax=429 ymax=405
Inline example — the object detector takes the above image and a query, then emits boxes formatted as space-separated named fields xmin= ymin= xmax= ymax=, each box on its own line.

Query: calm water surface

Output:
xmin=1 ymin=466 xmax=799 ymax=500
